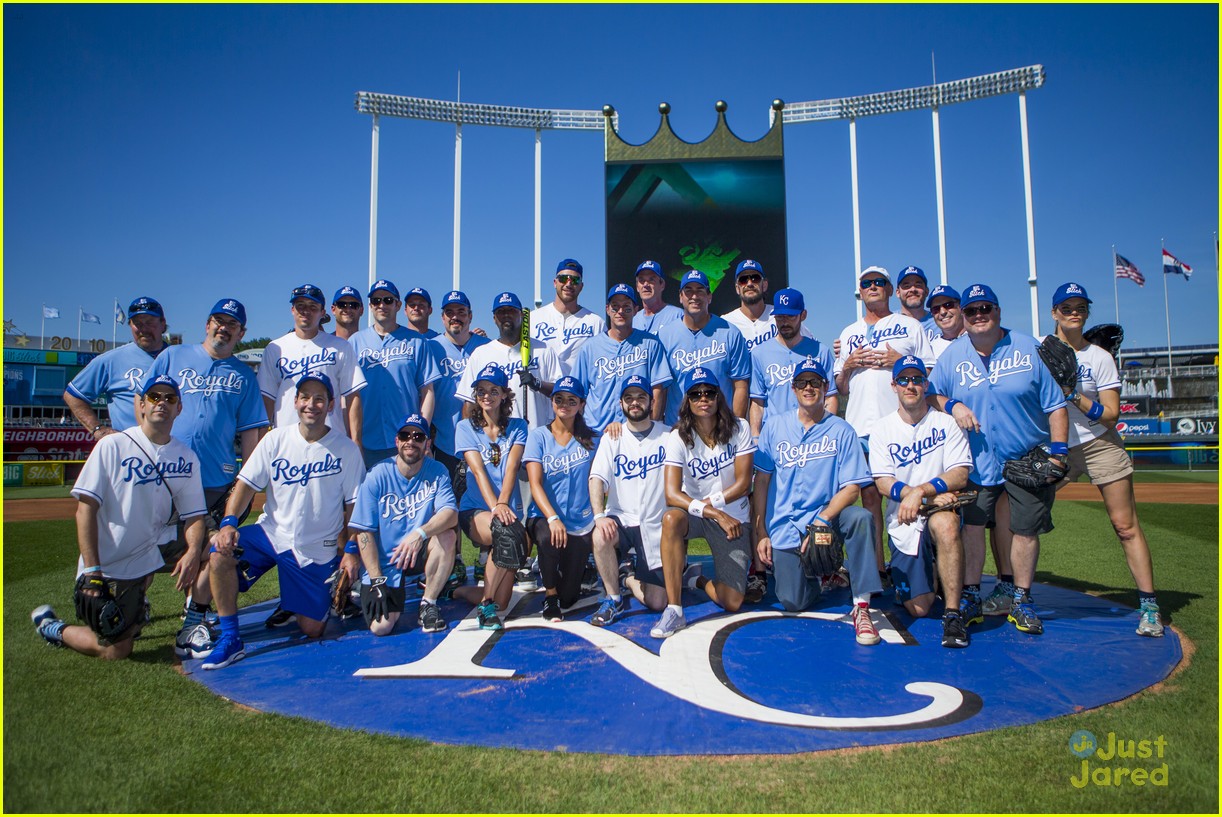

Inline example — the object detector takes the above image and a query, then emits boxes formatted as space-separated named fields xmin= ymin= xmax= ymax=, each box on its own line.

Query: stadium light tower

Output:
xmin=782 ymin=65 xmax=1046 ymax=329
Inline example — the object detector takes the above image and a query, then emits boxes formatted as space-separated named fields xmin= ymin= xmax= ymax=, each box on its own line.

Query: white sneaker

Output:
xmin=650 ymin=607 xmax=686 ymax=639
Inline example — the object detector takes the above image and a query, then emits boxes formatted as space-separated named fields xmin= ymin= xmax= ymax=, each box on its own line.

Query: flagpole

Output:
xmin=77 ymin=307 xmax=83 ymax=350
xmin=1161 ymin=239 xmax=1173 ymax=396
xmin=1111 ymin=245 xmax=1120 ymax=325
xmin=113 ymin=298 xmax=118 ymax=347
xmin=40 ymin=305 xmax=45 ymax=350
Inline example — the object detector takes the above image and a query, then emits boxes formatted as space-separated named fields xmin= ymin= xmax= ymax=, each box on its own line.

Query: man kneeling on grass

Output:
xmin=202 ymin=373 xmax=364 ymax=669
xmin=32 ymin=375 xmax=208 ymax=660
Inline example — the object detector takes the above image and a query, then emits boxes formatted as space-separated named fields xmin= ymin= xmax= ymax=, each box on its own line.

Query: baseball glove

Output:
xmin=73 ymin=573 xmax=129 ymax=642
xmin=328 ymin=564 xmax=354 ymax=613
xmin=799 ymin=522 xmax=845 ymax=581
xmin=1038 ymin=334 xmax=1080 ymax=393
xmin=1003 ymin=444 xmax=1069 ymax=489
xmin=1084 ymin=323 xmax=1124 ymax=361
xmin=490 ymin=517 xmax=528 ymax=570
xmin=451 ymin=460 xmax=468 ymax=501
xmin=917 ymin=490 xmax=980 ymax=517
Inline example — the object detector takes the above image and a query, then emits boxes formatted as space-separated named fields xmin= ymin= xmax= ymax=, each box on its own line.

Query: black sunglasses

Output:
xmin=737 ymin=273 xmax=762 ymax=284
xmin=963 ymin=304 xmax=996 ymax=318
xmin=369 ymin=296 xmax=398 ymax=306
xmin=334 ymin=300 xmax=362 ymax=310
xmin=291 ymin=286 xmax=324 ymax=301
xmin=688 ymin=388 xmax=719 ymax=401
xmin=396 ymin=430 xmax=427 ymax=443
xmin=859 ymin=278 xmax=889 ymax=290
xmin=894 ymin=376 xmax=928 ymax=387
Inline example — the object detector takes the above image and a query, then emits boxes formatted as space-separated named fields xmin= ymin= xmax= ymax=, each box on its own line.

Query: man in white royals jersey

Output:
xmin=869 ymin=356 xmax=974 ymax=648
xmin=589 ymin=375 xmax=673 ymax=616
xmin=202 ymin=372 xmax=365 ymax=670
xmin=721 ymin=259 xmax=816 ymax=352
xmin=32 ymin=375 xmax=208 ymax=660
xmin=529 ymin=258 xmax=604 ymax=375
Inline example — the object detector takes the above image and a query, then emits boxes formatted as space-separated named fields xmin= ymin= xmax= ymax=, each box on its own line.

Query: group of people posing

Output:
xmin=33 ymin=258 xmax=1164 ymax=671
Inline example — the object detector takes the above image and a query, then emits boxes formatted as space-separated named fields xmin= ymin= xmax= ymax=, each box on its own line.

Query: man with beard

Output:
xmin=530 ymin=259 xmax=604 ymax=375
xmin=404 ymin=287 xmax=439 ymax=338
xmin=632 ymin=260 xmax=683 ymax=336
xmin=721 ymin=259 xmax=815 ymax=352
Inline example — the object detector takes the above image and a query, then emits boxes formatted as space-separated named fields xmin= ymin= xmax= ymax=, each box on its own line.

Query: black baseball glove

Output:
xmin=451 ymin=461 xmax=468 ymax=501
xmin=1038 ymin=334 xmax=1080 ymax=393
xmin=1084 ymin=323 xmax=1124 ymax=361
xmin=1003 ymin=444 xmax=1069 ymax=489
xmin=799 ymin=521 xmax=845 ymax=581
xmin=73 ymin=573 xmax=129 ymax=642
xmin=490 ymin=517 xmax=528 ymax=570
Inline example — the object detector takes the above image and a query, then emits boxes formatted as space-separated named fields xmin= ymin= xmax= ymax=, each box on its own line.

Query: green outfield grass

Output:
xmin=4 ymin=498 xmax=1217 ymax=812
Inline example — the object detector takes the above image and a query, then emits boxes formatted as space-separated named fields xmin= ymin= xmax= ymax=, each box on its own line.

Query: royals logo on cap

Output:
xmin=369 ymin=279 xmax=401 ymax=299
xmin=620 ymin=374 xmax=650 ymax=397
xmin=442 ymin=290 xmax=471 ymax=309
xmin=891 ymin=355 xmax=927 ymax=380
xmin=473 ymin=363 xmax=509 ymax=388
xmin=606 ymin=283 xmax=639 ymax=303
xmin=635 ymin=260 xmax=662 ymax=277
xmin=1052 ymin=281 xmax=1093 ymax=306
xmin=773 ymin=288 xmax=805 ymax=316
xmin=493 ymin=292 xmax=522 ymax=311
xmin=735 ymin=259 xmax=764 ymax=277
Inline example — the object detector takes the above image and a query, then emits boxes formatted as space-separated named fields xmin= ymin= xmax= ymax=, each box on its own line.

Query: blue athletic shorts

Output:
xmin=218 ymin=525 xmax=339 ymax=622
xmin=889 ymin=530 xmax=936 ymax=603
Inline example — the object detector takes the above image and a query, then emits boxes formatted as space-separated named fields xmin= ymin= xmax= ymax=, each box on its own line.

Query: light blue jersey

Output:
xmin=453 ymin=417 xmax=528 ymax=514
xmin=919 ymin=312 xmax=940 ymax=344
xmin=66 ymin=342 xmax=162 ymax=431
xmin=350 ymin=326 xmax=443 ymax=450
xmin=927 ymin=330 xmax=1067 ymax=485
xmin=754 ymin=410 xmax=872 ymax=551
xmin=749 ymin=337 xmax=838 ymax=422
xmin=633 ymin=304 xmax=683 ymax=336
xmin=569 ymin=331 xmax=671 ymax=431
xmin=349 ymin=457 xmax=457 ymax=586
xmin=522 ymin=426 xmax=597 ymax=533
xmin=657 ymin=315 xmax=751 ymax=425
xmin=429 ymin=332 xmax=491 ymax=455
xmin=144 ymin=345 xmax=268 ymax=489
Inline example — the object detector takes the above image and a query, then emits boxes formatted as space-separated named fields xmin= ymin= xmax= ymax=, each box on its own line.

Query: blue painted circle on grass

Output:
xmin=1069 ymin=729 xmax=1098 ymax=758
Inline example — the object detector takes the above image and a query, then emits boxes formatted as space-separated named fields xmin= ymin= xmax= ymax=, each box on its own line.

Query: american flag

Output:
xmin=1114 ymin=252 xmax=1145 ymax=286
xmin=1162 ymin=248 xmax=1193 ymax=280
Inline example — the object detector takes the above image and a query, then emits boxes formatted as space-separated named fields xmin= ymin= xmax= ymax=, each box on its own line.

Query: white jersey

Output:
xmin=928 ymin=333 xmax=956 ymax=367
xmin=721 ymin=305 xmax=814 ymax=353
xmin=529 ymin=303 xmax=604 ymax=374
xmin=237 ymin=424 xmax=365 ymax=566
xmin=663 ymin=418 xmax=756 ymax=523
xmin=71 ymin=427 xmax=207 ymax=580
xmin=834 ymin=313 xmax=934 ymax=439
xmin=257 ymin=331 xmax=367 ymax=433
xmin=457 ymin=339 xmax=565 ymax=430
xmin=1037 ymin=338 xmax=1121 ymax=447
xmin=589 ymin=421 xmax=672 ymax=570
xmin=869 ymin=410 xmax=972 ymax=556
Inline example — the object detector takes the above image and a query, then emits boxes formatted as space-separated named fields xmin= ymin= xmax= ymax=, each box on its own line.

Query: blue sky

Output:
xmin=4 ymin=4 xmax=1218 ymax=349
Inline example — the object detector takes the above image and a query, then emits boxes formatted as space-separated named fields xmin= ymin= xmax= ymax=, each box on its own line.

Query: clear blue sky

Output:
xmin=4 ymin=4 xmax=1218 ymax=350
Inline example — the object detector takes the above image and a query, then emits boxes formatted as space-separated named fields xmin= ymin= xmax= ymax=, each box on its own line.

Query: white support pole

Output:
xmin=1018 ymin=91 xmax=1039 ymax=335
xmin=534 ymin=128 xmax=542 ymax=309
xmin=368 ymin=114 xmax=380 ymax=308
xmin=932 ymin=105 xmax=948 ymax=286
xmin=453 ymin=122 xmax=462 ymax=290
xmin=849 ymin=117 xmax=863 ymax=319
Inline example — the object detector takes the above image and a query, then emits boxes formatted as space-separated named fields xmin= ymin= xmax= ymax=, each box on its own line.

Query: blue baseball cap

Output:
xmin=961 ymin=283 xmax=999 ymax=307
xmin=735 ymin=259 xmax=765 ymax=279
xmin=792 ymin=357 xmax=828 ymax=383
xmin=635 ymin=259 xmax=664 ymax=278
xmin=1052 ymin=282 xmax=1092 ymax=307
xmin=556 ymin=258 xmax=584 ymax=276
xmin=897 ymin=265 xmax=928 ymax=286
xmin=296 ymin=372 xmax=335 ymax=399
xmin=141 ymin=374 xmax=181 ymax=397
xmin=492 ymin=291 xmax=522 ymax=311
xmin=128 ymin=296 xmax=164 ymax=320
xmin=892 ymin=355 xmax=928 ymax=380
xmin=210 ymin=298 xmax=247 ymax=327
xmin=441 ymin=290 xmax=471 ymax=309
xmin=369 ymin=279 xmax=400 ymax=299
xmin=332 ymin=286 xmax=362 ymax=305
xmin=552 ymin=376 xmax=586 ymax=401
xmin=607 ymin=283 xmax=639 ymax=304
xmin=472 ymin=363 xmax=509 ymax=389
xmin=405 ymin=287 xmax=432 ymax=305
xmin=683 ymin=367 xmax=719 ymax=392
xmin=397 ymin=413 xmax=430 ymax=435
xmin=289 ymin=284 xmax=325 ymax=306
xmin=620 ymin=374 xmax=651 ymax=398
xmin=773 ymin=288 xmax=805 ymax=316
xmin=926 ymin=285 xmax=961 ymax=308
xmin=680 ymin=270 xmax=710 ymax=291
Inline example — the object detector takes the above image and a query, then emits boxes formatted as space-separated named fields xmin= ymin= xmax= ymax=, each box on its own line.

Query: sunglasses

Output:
xmin=792 ymin=378 xmax=825 ymax=391
xmin=1057 ymin=304 xmax=1089 ymax=316
xmin=688 ymin=388 xmax=719 ymax=401
xmin=894 ymin=376 xmax=928 ymax=387
xmin=144 ymin=391 xmax=179 ymax=405
xmin=556 ymin=275 xmax=583 ymax=285
xmin=369 ymin=296 xmax=398 ymax=306
xmin=334 ymin=301 xmax=362 ymax=310
xmin=963 ymin=304 xmax=996 ymax=318
xmin=487 ymin=442 xmax=502 ymax=467
xmin=396 ymin=430 xmax=427 ymax=443
xmin=859 ymin=278 xmax=889 ymax=290
xmin=291 ymin=286 xmax=324 ymax=301
xmin=930 ymin=301 xmax=960 ymax=313
xmin=737 ymin=273 xmax=762 ymax=284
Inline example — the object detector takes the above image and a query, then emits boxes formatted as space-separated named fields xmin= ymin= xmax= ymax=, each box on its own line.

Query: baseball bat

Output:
xmin=520 ymin=307 xmax=531 ymax=423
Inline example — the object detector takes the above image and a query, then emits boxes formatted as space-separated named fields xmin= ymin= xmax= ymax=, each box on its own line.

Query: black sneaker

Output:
xmin=418 ymin=602 xmax=446 ymax=633
xmin=265 ymin=605 xmax=295 ymax=629
xmin=744 ymin=573 xmax=767 ymax=604
xmin=542 ymin=595 xmax=563 ymax=622
xmin=941 ymin=611 xmax=969 ymax=648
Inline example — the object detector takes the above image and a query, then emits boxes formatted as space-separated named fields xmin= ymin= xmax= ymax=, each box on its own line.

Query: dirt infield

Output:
xmin=2 ymin=484 xmax=1214 ymax=523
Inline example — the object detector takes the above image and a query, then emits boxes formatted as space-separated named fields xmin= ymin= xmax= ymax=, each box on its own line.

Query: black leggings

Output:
xmin=528 ymin=519 xmax=593 ymax=608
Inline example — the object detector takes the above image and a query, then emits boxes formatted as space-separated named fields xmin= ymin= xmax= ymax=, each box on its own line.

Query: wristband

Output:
xmin=709 ymin=491 xmax=727 ymax=510
xmin=931 ymin=477 xmax=948 ymax=494
xmin=344 ymin=540 xmax=359 ymax=555
xmin=83 ymin=565 xmax=103 ymax=573
xmin=220 ymin=515 xmax=240 ymax=530
xmin=889 ymin=481 xmax=907 ymax=502
xmin=688 ymin=499 xmax=707 ymax=518
xmin=812 ymin=514 xmax=830 ymax=527
xmin=410 ymin=527 xmax=427 ymax=542
xmin=1067 ymin=389 xmax=1080 ymax=404
xmin=547 ymin=514 xmax=561 ymax=524
xmin=1049 ymin=442 xmax=1069 ymax=457
xmin=593 ymin=512 xmax=608 ymax=520
xmin=944 ymin=398 xmax=962 ymax=415
xmin=1086 ymin=400 xmax=1104 ymax=421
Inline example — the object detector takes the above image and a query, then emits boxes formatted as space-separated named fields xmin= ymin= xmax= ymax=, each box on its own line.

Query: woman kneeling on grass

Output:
xmin=1048 ymin=282 xmax=1162 ymax=637
xmin=523 ymin=376 xmax=601 ymax=623
xmin=451 ymin=364 xmax=528 ymax=630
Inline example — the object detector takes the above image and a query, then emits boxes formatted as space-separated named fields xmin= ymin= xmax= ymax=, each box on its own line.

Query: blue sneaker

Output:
xmin=1008 ymin=598 xmax=1044 ymax=635
xmin=31 ymin=605 xmax=64 ymax=647
xmin=201 ymin=636 xmax=246 ymax=670
xmin=591 ymin=597 xmax=628 ymax=627
xmin=959 ymin=594 xmax=984 ymax=627
xmin=650 ymin=607 xmax=686 ymax=639
xmin=476 ymin=601 xmax=503 ymax=631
